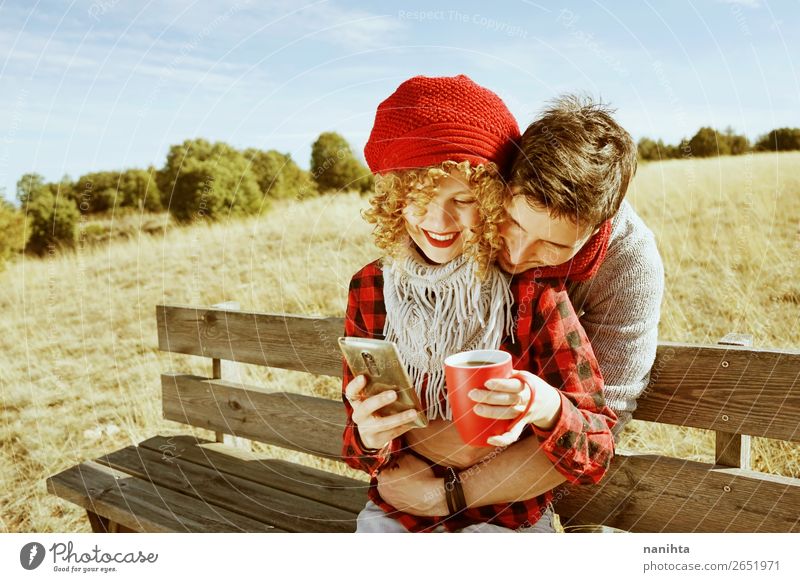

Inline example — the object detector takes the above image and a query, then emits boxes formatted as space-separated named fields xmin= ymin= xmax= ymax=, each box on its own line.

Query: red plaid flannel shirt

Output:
xmin=341 ymin=259 xmax=617 ymax=532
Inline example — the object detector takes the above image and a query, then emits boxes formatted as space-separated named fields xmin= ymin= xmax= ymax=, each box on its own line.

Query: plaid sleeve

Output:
xmin=527 ymin=286 xmax=618 ymax=485
xmin=340 ymin=263 xmax=404 ymax=478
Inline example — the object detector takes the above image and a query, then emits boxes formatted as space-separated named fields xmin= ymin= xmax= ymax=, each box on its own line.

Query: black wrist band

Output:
xmin=444 ymin=477 xmax=457 ymax=514
xmin=453 ymin=474 xmax=466 ymax=512
xmin=444 ymin=467 xmax=466 ymax=514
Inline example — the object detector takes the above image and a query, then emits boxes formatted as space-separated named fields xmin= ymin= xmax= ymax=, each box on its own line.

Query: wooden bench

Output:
xmin=46 ymin=303 xmax=800 ymax=533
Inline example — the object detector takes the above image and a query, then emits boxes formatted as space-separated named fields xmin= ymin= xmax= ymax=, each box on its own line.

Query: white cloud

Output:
xmin=0 ymin=24 xmax=271 ymax=92
xmin=132 ymin=61 xmax=253 ymax=90
xmin=716 ymin=0 xmax=761 ymax=8
xmin=276 ymin=2 xmax=406 ymax=50
xmin=4 ymin=47 xmax=102 ymax=70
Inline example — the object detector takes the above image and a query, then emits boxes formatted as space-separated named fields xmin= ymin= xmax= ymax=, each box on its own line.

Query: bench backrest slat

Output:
xmin=635 ymin=341 xmax=800 ymax=443
xmin=157 ymin=304 xmax=343 ymax=376
xmin=157 ymin=305 xmax=800 ymax=443
xmin=161 ymin=373 xmax=344 ymax=459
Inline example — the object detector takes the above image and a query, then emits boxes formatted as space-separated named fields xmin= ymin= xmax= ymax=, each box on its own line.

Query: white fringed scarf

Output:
xmin=382 ymin=249 xmax=514 ymax=421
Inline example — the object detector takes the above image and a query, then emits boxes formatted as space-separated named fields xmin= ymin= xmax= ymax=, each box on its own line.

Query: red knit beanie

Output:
xmin=364 ymin=75 xmax=520 ymax=175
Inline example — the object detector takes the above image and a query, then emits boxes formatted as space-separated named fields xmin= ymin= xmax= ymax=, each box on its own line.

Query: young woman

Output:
xmin=341 ymin=75 xmax=617 ymax=533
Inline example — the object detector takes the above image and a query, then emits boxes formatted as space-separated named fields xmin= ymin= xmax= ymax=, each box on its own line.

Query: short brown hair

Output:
xmin=509 ymin=94 xmax=637 ymax=228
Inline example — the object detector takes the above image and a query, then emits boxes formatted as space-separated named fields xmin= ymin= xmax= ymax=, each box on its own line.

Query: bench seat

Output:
xmin=47 ymin=434 xmax=368 ymax=533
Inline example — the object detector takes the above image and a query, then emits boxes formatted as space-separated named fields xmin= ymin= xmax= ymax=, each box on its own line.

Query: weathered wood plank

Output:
xmin=156 ymin=306 xmax=800 ymax=442
xmin=636 ymin=342 xmax=800 ymax=443
xmin=713 ymin=334 xmax=753 ymax=468
xmin=156 ymin=304 xmax=343 ymax=376
xmin=86 ymin=511 xmax=111 ymax=533
xmin=162 ymin=373 xmax=346 ymax=459
xmin=47 ymin=461 xmax=281 ymax=533
xmin=210 ymin=302 xmax=252 ymax=451
xmin=715 ymin=431 xmax=752 ymax=468
xmin=557 ymin=450 xmax=800 ymax=533
xmin=95 ymin=444 xmax=357 ymax=533
xmin=137 ymin=435 xmax=368 ymax=514
xmin=85 ymin=512 xmax=136 ymax=534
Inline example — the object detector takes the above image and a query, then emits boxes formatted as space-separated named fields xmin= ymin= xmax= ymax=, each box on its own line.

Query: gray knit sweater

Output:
xmin=566 ymin=200 xmax=665 ymax=436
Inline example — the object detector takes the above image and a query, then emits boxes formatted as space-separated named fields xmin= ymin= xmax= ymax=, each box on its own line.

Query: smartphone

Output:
xmin=338 ymin=337 xmax=428 ymax=428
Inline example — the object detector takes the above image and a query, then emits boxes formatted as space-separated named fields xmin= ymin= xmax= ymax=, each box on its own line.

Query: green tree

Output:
xmin=722 ymin=127 xmax=750 ymax=156
xmin=157 ymin=138 xmax=214 ymax=205
xmin=637 ymin=138 xmax=660 ymax=161
xmin=158 ymin=139 xmax=263 ymax=222
xmin=688 ymin=127 xmax=728 ymax=157
xmin=727 ymin=135 xmax=750 ymax=155
xmin=244 ymin=149 xmax=317 ymax=200
xmin=310 ymin=132 xmax=372 ymax=194
xmin=73 ymin=171 xmax=120 ymax=213
xmin=638 ymin=138 xmax=686 ymax=161
xmin=755 ymin=128 xmax=800 ymax=152
xmin=118 ymin=167 xmax=163 ymax=211
xmin=663 ymin=140 xmax=682 ymax=159
xmin=72 ymin=168 xmax=163 ymax=213
xmin=0 ymin=199 xmax=29 ymax=269
xmin=25 ymin=188 xmax=80 ymax=255
xmin=16 ymin=173 xmax=47 ymax=206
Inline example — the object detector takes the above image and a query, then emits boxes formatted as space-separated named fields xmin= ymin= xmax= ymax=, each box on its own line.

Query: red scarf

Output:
xmin=532 ymin=219 xmax=612 ymax=282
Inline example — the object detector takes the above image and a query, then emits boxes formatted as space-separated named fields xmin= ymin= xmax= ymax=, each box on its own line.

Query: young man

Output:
xmin=375 ymin=95 xmax=665 ymax=520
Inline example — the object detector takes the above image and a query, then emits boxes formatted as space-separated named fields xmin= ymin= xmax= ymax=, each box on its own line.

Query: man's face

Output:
xmin=498 ymin=192 xmax=598 ymax=274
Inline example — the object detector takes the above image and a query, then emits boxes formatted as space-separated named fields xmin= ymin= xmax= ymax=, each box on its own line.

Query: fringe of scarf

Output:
xmin=382 ymin=250 xmax=514 ymax=421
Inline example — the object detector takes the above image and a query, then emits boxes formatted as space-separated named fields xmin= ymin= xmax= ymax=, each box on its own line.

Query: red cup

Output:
xmin=444 ymin=349 xmax=534 ymax=447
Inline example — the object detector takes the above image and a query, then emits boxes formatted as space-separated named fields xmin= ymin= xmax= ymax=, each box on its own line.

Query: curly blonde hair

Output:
xmin=363 ymin=160 xmax=507 ymax=278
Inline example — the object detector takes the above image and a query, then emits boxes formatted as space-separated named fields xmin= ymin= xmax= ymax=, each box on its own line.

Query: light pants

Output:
xmin=355 ymin=500 xmax=557 ymax=533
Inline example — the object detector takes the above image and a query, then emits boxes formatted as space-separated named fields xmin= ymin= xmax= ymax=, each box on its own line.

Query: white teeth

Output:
xmin=426 ymin=231 xmax=457 ymax=241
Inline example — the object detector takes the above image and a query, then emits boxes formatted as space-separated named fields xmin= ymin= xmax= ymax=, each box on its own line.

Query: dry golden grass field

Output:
xmin=1 ymin=152 xmax=799 ymax=532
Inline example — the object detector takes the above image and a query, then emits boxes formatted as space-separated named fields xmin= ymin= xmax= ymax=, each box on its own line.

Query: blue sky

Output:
xmin=1 ymin=0 xmax=798 ymax=201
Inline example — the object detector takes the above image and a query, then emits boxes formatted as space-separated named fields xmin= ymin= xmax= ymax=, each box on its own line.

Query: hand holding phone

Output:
xmin=339 ymin=337 xmax=428 ymax=450
xmin=344 ymin=375 xmax=424 ymax=450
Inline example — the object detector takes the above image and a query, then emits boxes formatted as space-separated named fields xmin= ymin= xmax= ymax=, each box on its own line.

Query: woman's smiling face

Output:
xmin=402 ymin=170 xmax=479 ymax=264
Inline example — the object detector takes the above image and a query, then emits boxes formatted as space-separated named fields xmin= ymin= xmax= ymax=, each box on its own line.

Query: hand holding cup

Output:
xmin=470 ymin=370 xmax=557 ymax=447
xmin=444 ymin=350 xmax=535 ymax=447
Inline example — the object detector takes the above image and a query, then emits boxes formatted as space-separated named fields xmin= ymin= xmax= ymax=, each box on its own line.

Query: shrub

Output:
xmin=157 ymin=139 xmax=263 ymax=222
xmin=118 ymin=167 xmax=163 ymax=211
xmin=0 ymin=199 xmax=28 ymax=269
xmin=244 ymin=149 xmax=318 ymax=200
xmin=755 ymin=128 xmax=800 ymax=152
xmin=722 ymin=127 xmax=750 ymax=155
xmin=16 ymin=173 xmax=46 ymax=206
xmin=73 ymin=172 xmax=118 ymax=213
xmin=638 ymin=138 xmax=661 ymax=161
xmin=688 ymin=127 xmax=727 ymax=157
xmin=72 ymin=168 xmax=163 ymax=214
xmin=310 ymin=132 xmax=372 ymax=194
xmin=24 ymin=189 xmax=80 ymax=255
